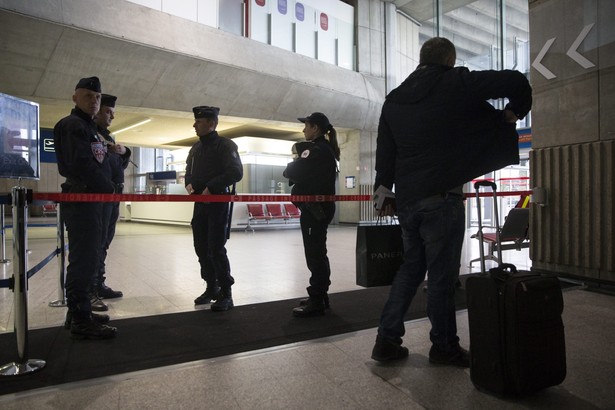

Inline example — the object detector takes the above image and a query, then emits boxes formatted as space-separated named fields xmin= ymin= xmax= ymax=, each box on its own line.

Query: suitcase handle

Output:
xmin=474 ymin=180 xmax=497 ymax=191
xmin=490 ymin=263 xmax=518 ymax=281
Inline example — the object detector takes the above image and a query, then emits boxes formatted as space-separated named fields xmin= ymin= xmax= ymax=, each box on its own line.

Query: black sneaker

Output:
xmin=90 ymin=295 xmax=109 ymax=312
xmin=194 ymin=286 xmax=221 ymax=305
xmin=64 ymin=311 xmax=110 ymax=330
xmin=211 ymin=289 xmax=233 ymax=312
xmin=371 ymin=335 xmax=409 ymax=362
xmin=429 ymin=345 xmax=470 ymax=368
xmin=293 ymin=297 xmax=325 ymax=317
xmin=71 ymin=318 xmax=117 ymax=340
xmin=98 ymin=284 xmax=123 ymax=299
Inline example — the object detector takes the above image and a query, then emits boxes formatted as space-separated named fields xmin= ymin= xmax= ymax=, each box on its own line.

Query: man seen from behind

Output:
xmin=371 ymin=38 xmax=532 ymax=365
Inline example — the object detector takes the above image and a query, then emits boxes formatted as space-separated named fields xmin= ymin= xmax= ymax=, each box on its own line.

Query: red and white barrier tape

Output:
xmin=32 ymin=190 xmax=532 ymax=203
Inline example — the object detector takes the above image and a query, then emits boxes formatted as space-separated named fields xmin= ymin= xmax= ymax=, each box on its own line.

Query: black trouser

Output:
xmin=191 ymin=202 xmax=234 ymax=289
xmin=95 ymin=201 xmax=119 ymax=288
xmin=299 ymin=202 xmax=335 ymax=299
xmin=62 ymin=201 xmax=103 ymax=318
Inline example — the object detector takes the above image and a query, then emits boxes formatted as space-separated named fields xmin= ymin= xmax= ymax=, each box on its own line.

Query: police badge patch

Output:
xmin=91 ymin=141 xmax=106 ymax=164
xmin=301 ymin=149 xmax=310 ymax=158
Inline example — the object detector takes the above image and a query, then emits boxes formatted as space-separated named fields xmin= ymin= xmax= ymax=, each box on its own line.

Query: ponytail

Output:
xmin=325 ymin=126 xmax=340 ymax=161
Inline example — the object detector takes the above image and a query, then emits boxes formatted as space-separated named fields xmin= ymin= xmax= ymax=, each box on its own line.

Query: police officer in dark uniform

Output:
xmin=54 ymin=76 xmax=117 ymax=339
xmin=186 ymin=106 xmax=243 ymax=312
xmin=284 ymin=112 xmax=340 ymax=317
xmin=93 ymin=94 xmax=131 ymax=303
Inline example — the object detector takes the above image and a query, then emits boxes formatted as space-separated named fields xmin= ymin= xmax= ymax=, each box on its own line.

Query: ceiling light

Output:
xmin=112 ymin=118 xmax=152 ymax=134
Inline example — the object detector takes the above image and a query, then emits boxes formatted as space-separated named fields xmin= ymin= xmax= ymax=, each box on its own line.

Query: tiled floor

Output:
xmin=1 ymin=220 xmax=614 ymax=409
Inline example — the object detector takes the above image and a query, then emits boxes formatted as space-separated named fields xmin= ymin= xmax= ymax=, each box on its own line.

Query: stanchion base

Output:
xmin=49 ymin=299 xmax=67 ymax=307
xmin=0 ymin=359 xmax=46 ymax=376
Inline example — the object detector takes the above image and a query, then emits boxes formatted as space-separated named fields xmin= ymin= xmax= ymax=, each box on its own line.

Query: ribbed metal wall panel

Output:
xmin=360 ymin=184 xmax=377 ymax=222
xmin=530 ymin=141 xmax=615 ymax=282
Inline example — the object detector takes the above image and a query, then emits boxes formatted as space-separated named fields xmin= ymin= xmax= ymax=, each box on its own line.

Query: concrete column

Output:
xmin=529 ymin=0 xmax=615 ymax=282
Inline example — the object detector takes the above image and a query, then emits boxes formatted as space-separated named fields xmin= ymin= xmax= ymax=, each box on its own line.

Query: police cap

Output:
xmin=101 ymin=94 xmax=117 ymax=108
xmin=193 ymin=106 xmax=220 ymax=120
xmin=75 ymin=76 xmax=101 ymax=93
xmin=298 ymin=112 xmax=331 ymax=131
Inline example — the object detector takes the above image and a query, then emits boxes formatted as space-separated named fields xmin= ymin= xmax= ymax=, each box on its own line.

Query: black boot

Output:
xmin=64 ymin=310 xmax=110 ymax=330
xmin=70 ymin=315 xmax=117 ymax=340
xmin=194 ymin=285 xmax=221 ymax=305
xmin=371 ymin=335 xmax=409 ymax=362
xmin=293 ymin=297 xmax=326 ymax=317
xmin=300 ymin=294 xmax=330 ymax=309
xmin=211 ymin=288 xmax=233 ymax=312
xmin=90 ymin=294 xmax=109 ymax=311
xmin=97 ymin=282 xmax=123 ymax=299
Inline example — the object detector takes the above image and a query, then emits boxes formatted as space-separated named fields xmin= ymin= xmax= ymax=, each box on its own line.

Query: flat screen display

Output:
xmin=0 ymin=92 xmax=40 ymax=180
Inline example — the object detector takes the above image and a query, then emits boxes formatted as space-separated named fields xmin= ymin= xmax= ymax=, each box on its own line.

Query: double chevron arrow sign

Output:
xmin=532 ymin=23 xmax=595 ymax=80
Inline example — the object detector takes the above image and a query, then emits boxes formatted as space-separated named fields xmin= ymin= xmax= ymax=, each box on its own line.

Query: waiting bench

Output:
xmin=245 ymin=203 xmax=301 ymax=232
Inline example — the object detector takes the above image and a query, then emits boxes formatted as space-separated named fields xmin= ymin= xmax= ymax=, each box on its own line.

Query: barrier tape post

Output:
xmin=49 ymin=203 xmax=66 ymax=307
xmin=0 ymin=186 xmax=45 ymax=376
xmin=0 ymin=204 xmax=9 ymax=263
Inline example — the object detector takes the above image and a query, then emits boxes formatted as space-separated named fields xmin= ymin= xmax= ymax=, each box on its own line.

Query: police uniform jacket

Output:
xmin=185 ymin=131 xmax=243 ymax=195
xmin=375 ymin=64 xmax=532 ymax=208
xmin=284 ymin=136 xmax=337 ymax=197
xmin=54 ymin=107 xmax=115 ymax=193
xmin=97 ymin=126 xmax=131 ymax=187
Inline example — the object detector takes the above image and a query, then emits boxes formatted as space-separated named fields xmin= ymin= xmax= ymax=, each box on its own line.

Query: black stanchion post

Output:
xmin=0 ymin=186 xmax=45 ymax=376
xmin=49 ymin=203 xmax=66 ymax=307
xmin=0 ymin=204 xmax=10 ymax=263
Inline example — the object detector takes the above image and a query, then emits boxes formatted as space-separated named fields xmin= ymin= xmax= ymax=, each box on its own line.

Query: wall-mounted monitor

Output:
xmin=0 ymin=92 xmax=40 ymax=180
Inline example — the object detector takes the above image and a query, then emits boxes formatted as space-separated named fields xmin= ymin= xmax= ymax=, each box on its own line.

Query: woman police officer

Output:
xmin=284 ymin=112 xmax=340 ymax=317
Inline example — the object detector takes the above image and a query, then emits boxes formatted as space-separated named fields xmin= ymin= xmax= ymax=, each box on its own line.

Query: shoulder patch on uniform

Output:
xmin=301 ymin=149 xmax=310 ymax=158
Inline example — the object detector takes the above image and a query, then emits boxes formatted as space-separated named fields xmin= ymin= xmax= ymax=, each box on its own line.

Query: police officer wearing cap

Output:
xmin=93 ymin=94 xmax=131 ymax=303
xmin=284 ymin=112 xmax=340 ymax=317
xmin=186 ymin=106 xmax=243 ymax=311
xmin=54 ymin=76 xmax=117 ymax=339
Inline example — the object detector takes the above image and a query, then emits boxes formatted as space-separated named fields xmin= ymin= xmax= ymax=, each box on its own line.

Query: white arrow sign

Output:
xmin=532 ymin=24 xmax=596 ymax=80
xmin=532 ymin=37 xmax=557 ymax=80
xmin=566 ymin=23 xmax=595 ymax=69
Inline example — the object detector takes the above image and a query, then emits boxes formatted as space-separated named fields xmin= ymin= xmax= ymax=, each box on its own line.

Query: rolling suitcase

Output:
xmin=466 ymin=181 xmax=566 ymax=396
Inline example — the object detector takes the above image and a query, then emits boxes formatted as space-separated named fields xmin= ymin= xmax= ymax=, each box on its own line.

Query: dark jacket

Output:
xmin=375 ymin=64 xmax=532 ymax=208
xmin=97 ymin=126 xmax=131 ymax=185
xmin=284 ymin=136 xmax=337 ymax=197
xmin=185 ymin=131 xmax=243 ymax=195
xmin=54 ymin=107 xmax=115 ymax=193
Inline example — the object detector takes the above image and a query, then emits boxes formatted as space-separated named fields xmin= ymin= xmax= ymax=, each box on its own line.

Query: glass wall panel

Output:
xmin=249 ymin=164 xmax=290 ymax=193
xmin=218 ymin=0 xmax=243 ymax=35
xmin=295 ymin=2 xmax=317 ymax=58
xmin=337 ymin=20 xmax=354 ymax=70
xmin=505 ymin=0 xmax=530 ymax=129
xmin=251 ymin=0 xmax=270 ymax=44
xmin=439 ymin=1 xmax=501 ymax=70
xmin=316 ymin=11 xmax=336 ymax=64
xmin=271 ymin=0 xmax=294 ymax=51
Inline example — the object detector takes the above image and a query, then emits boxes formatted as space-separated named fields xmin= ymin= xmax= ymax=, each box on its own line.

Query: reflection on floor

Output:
xmin=1 ymin=221 xmax=614 ymax=409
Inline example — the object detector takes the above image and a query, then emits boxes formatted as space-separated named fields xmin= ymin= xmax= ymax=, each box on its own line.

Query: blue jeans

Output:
xmin=377 ymin=194 xmax=465 ymax=352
